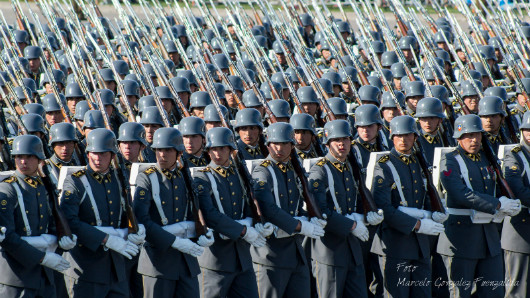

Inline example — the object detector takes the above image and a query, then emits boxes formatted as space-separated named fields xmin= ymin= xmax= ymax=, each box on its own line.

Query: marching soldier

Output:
xmin=403 ymin=81 xmax=425 ymax=116
xmin=416 ymin=97 xmax=449 ymax=164
xmin=180 ymin=116 xmax=209 ymax=167
xmin=117 ymin=122 xmax=147 ymax=175
xmin=45 ymin=123 xmax=80 ymax=184
xmin=234 ymin=108 xmax=266 ymax=160
xmin=478 ymin=96 xmax=513 ymax=154
xmin=459 ymin=80 xmax=482 ymax=115
xmin=352 ymin=104 xmax=387 ymax=167
xmin=140 ymin=106 xmax=165 ymax=163
xmin=438 ymin=114 xmax=521 ymax=297
xmin=290 ymin=113 xmax=322 ymax=160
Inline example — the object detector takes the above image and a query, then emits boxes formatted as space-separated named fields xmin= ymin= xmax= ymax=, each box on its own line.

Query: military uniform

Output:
xmin=140 ymin=145 xmax=157 ymax=163
xmin=417 ymin=129 xmax=445 ymax=164
xmin=182 ymin=152 xmax=209 ymax=167
xmin=295 ymin=146 xmax=319 ymax=160
xmin=236 ymin=139 xmax=265 ymax=160
xmin=45 ymin=154 xmax=77 ymax=185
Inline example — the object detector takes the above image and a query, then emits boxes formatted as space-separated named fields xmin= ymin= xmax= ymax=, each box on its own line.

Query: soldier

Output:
xmin=60 ymin=128 xmax=145 ymax=297
xmin=242 ymin=90 xmax=265 ymax=118
xmin=194 ymin=127 xmax=272 ymax=298
xmin=45 ymin=123 xmax=80 ymax=184
xmin=478 ymin=96 xmax=512 ymax=154
xmin=437 ymin=114 xmax=521 ymax=297
xmin=95 ymin=89 xmax=126 ymax=137
xmin=460 ymin=80 xmax=482 ymax=114
xmin=358 ymin=85 xmax=381 ymax=107
xmin=339 ymin=67 xmax=360 ymax=104
xmin=117 ymin=80 xmax=141 ymax=120
xmin=380 ymin=91 xmax=405 ymax=149
xmin=189 ymin=91 xmax=212 ymax=119
xmin=81 ymin=110 xmax=106 ymax=144
xmin=24 ymin=46 xmax=43 ymax=86
xmin=268 ymin=99 xmax=291 ymax=123
xmin=251 ymin=122 xmax=326 ymax=298
xmin=0 ymin=135 xmax=76 ymax=298
xmin=501 ymin=111 xmax=530 ymax=297
xmin=133 ymin=127 xmax=214 ymax=297
xmin=65 ymin=83 xmax=86 ymax=117
xmin=234 ymin=108 xmax=266 ymax=160
xmin=511 ymin=78 xmax=530 ymax=127
xmin=352 ymin=104 xmax=386 ymax=167
xmin=140 ymin=106 xmax=165 ymax=163
xmin=203 ymin=104 xmax=229 ymax=131
xmin=180 ymin=116 xmax=209 ymax=167
xmin=42 ymin=93 xmax=66 ymax=126
xmin=370 ymin=115 xmax=446 ymax=298
xmin=416 ymin=97 xmax=449 ymax=163
xmin=404 ymin=81 xmax=426 ymax=116
xmin=169 ymin=77 xmax=192 ymax=110
xmin=290 ymin=113 xmax=322 ymax=160
xmin=117 ymin=122 xmax=147 ymax=174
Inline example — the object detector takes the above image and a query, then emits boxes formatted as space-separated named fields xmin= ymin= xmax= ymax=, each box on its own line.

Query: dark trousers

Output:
xmin=504 ymin=250 xmax=529 ymax=298
xmin=199 ymin=267 xmax=258 ymax=298
xmin=379 ymin=256 xmax=431 ymax=298
xmin=253 ymin=262 xmax=310 ymax=298
xmin=65 ymin=275 xmax=128 ymax=298
xmin=142 ymin=274 xmax=199 ymax=298
xmin=312 ymin=259 xmax=367 ymax=298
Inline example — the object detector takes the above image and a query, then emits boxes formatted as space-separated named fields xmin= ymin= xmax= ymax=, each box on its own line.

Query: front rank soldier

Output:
xmin=251 ymin=122 xmax=326 ymax=298
xmin=234 ymin=108 xmax=266 ymax=160
xmin=370 ymin=116 xmax=446 ymax=298
xmin=416 ymin=97 xmax=449 ymax=164
xmin=0 ymin=135 xmax=76 ymax=298
xmin=133 ymin=127 xmax=214 ymax=298
xmin=180 ymin=116 xmax=209 ymax=167
xmin=45 ymin=123 xmax=79 ymax=184
xmin=478 ymin=96 xmax=513 ymax=154
xmin=308 ymin=120 xmax=371 ymax=298
xmin=194 ymin=127 xmax=272 ymax=298
xmin=60 ymin=129 xmax=145 ymax=297
xmin=438 ymin=115 xmax=521 ymax=298
xmin=290 ymin=113 xmax=321 ymax=160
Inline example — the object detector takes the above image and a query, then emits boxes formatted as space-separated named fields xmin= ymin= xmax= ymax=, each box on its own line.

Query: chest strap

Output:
xmin=147 ymin=173 xmax=168 ymax=225
xmin=385 ymin=160 xmax=408 ymax=207
xmin=12 ymin=182 xmax=31 ymax=236
xmin=79 ymin=175 xmax=102 ymax=226
xmin=323 ymin=164 xmax=341 ymax=215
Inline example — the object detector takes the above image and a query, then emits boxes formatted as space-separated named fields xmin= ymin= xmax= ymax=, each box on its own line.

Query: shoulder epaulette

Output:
xmin=3 ymin=176 xmax=16 ymax=183
xmin=72 ymin=170 xmax=86 ymax=178
xmin=143 ymin=166 xmax=157 ymax=175
xmin=378 ymin=155 xmax=390 ymax=163
xmin=512 ymin=145 xmax=522 ymax=153
xmin=199 ymin=167 xmax=211 ymax=172
xmin=316 ymin=158 xmax=327 ymax=167
xmin=260 ymin=160 xmax=271 ymax=167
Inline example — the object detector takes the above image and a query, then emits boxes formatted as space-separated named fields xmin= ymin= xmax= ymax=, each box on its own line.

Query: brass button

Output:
xmin=469 ymin=178 xmax=472 ymax=181
xmin=348 ymin=208 xmax=352 ymax=211
xmin=110 ymin=211 xmax=113 ymax=215
xmin=176 ymin=219 xmax=180 ymax=222
xmin=290 ymin=200 xmax=293 ymax=204
xmin=175 ymin=208 xmax=179 ymax=211
xmin=162 ymin=201 xmax=165 ymax=205
xmin=288 ymin=179 xmax=291 ymax=182
xmin=289 ymin=190 xmax=292 ymax=193
xmin=457 ymin=221 xmax=461 ymax=224
xmin=415 ymin=190 xmax=418 ymax=193
xmin=414 ymin=180 xmax=417 ymax=183
xmin=175 ymin=197 xmax=179 ymax=200
xmin=346 ymin=188 xmax=350 ymax=191
xmin=230 ymin=182 xmax=233 ymax=186
xmin=91 ymin=222 xmax=95 ymax=225
xmin=485 ymin=186 xmax=488 ymax=190
xmin=174 ymin=186 xmax=178 ymax=189
xmin=37 ymin=192 xmax=40 ymax=196
xmin=107 ymin=190 xmax=111 ymax=194
xmin=290 ymin=211 xmax=294 ymax=214
xmin=412 ymin=170 xmax=415 ymax=173
xmin=110 ymin=222 xmax=114 ymax=225
xmin=39 ymin=204 xmax=42 ymax=207
xmin=104 ymin=180 xmax=108 ymax=183
xmin=26 ymin=210 xmax=29 ymax=214
xmin=415 ymin=200 xmax=419 ymax=203
xmin=335 ymin=192 xmax=339 ymax=195
xmin=280 ymin=194 xmax=284 ymax=197
xmin=109 ymin=201 xmax=112 ymax=204
xmin=523 ymin=219 xmax=526 ymax=222
xmin=348 ymin=198 xmax=351 ymax=201
xmin=220 ymin=197 xmax=223 ymax=200
xmin=40 ymin=215 xmax=43 ymax=218
xmin=233 ymin=202 xmax=236 ymax=206
xmin=234 ymin=212 xmax=237 ymax=215
xmin=346 ymin=178 xmax=349 ymax=181
xmin=39 ymin=226 xmax=43 ymax=230
xmin=231 ymin=192 xmax=235 ymax=195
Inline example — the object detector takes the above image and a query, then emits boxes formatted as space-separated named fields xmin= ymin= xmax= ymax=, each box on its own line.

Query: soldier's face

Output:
xmin=144 ymin=124 xmax=161 ymax=143
xmin=458 ymin=132 xmax=482 ymax=154
xmin=342 ymin=82 xmax=352 ymax=94
xmin=419 ymin=117 xmax=442 ymax=134
xmin=517 ymin=94 xmax=528 ymax=108
xmin=155 ymin=148 xmax=178 ymax=170
xmin=67 ymin=98 xmax=82 ymax=115
xmin=464 ymin=96 xmax=480 ymax=113
xmin=177 ymin=92 xmax=190 ymax=107
xmin=327 ymin=137 xmax=351 ymax=161
xmin=119 ymin=141 xmax=144 ymax=162
xmin=392 ymin=133 xmax=416 ymax=154
xmin=333 ymin=86 xmax=341 ymax=97
xmin=294 ymin=130 xmax=313 ymax=150
xmin=205 ymin=121 xmax=222 ymax=131
xmin=267 ymin=142 xmax=293 ymax=163
xmin=192 ymin=107 xmax=205 ymax=119
xmin=88 ymin=152 xmax=113 ymax=173
xmin=480 ymin=114 xmax=503 ymax=134
xmin=226 ymin=91 xmax=237 ymax=107
xmin=46 ymin=111 xmax=65 ymax=126
xmin=302 ymin=103 xmax=318 ymax=116
xmin=522 ymin=129 xmax=530 ymax=145
xmin=28 ymin=58 xmax=40 ymax=73
xmin=208 ymin=146 xmax=231 ymax=166
xmin=357 ymin=124 xmax=380 ymax=143
xmin=15 ymin=155 xmax=40 ymax=176
xmin=53 ymin=141 xmax=75 ymax=161
xmin=382 ymin=108 xmax=400 ymax=122
xmin=238 ymin=126 xmax=260 ymax=146
xmin=161 ymin=99 xmax=173 ymax=113
xmin=183 ymin=135 xmax=204 ymax=156
xmin=394 ymin=79 xmax=402 ymax=90
xmin=406 ymin=96 xmax=422 ymax=111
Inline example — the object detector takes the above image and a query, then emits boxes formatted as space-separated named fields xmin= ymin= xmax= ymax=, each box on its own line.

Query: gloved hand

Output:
xmin=254 ymin=222 xmax=274 ymax=237
xmin=366 ymin=211 xmax=384 ymax=225
xmin=41 ymin=252 xmax=70 ymax=272
xmin=235 ymin=217 xmax=253 ymax=227
xmin=128 ymin=224 xmax=146 ymax=245
xmin=432 ymin=212 xmax=448 ymax=224
xmin=294 ymin=216 xmax=308 ymax=222
xmin=58 ymin=235 xmax=77 ymax=251
xmin=416 ymin=219 xmax=445 ymax=236
xmin=0 ymin=227 xmax=5 ymax=243
xmin=171 ymin=237 xmax=204 ymax=257
xmin=197 ymin=230 xmax=215 ymax=247
xmin=242 ymin=227 xmax=266 ymax=247
xmin=352 ymin=220 xmax=369 ymax=242
xmin=298 ymin=220 xmax=325 ymax=239
xmin=105 ymin=235 xmax=139 ymax=259
xmin=422 ymin=210 xmax=433 ymax=219
xmin=162 ymin=223 xmax=186 ymax=237
xmin=499 ymin=197 xmax=522 ymax=216
xmin=310 ymin=217 xmax=327 ymax=229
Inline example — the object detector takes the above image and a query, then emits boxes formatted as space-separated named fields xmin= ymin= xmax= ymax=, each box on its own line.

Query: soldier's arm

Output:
xmin=193 ymin=173 xmax=245 ymax=240
xmin=440 ymin=153 xmax=498 ymax=214
xmin=252 ymin=165 xmax=299 ymax=234
xmin=60 ymin=177 xmax=107 ymax=252
xmin=133 ymin=173 xmax=176 ymax=251
xmin=504 ymin=150 xmax=530 ymax=207
xmin=372 ymin=163 xmax=418 ymax=234
xmin=308 ymin=163 xmax=353 ymax=237
xmin=0 ymin=185 xmax=46 ymax=267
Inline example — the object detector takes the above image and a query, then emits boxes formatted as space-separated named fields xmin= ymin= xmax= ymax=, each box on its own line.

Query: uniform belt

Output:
xmin=445 ymin=207 xmax=472 ymax=216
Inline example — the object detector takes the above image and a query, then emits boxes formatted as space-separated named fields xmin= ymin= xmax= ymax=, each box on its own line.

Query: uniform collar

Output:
xmin=457 ymin=146 xmax=481 ymax=161
xmin=15 ymin=170 xmax=42 ymax=188
xmin=87 ymin=166 xmax=112 ymax=183
xmin=421 ymin=129 xmax=438 ymax=144
xmin=267 ymin=155 xmax=292 ymax=173
xmin=325 ymin=153 xmax=349 ymax=172
xmin=486 ymin=132 xmax=502 ymax=144
xmin=50 ymin=154 xmax=73 ymax=169
xmin=391 ymin=148 xmax=415 ymax=165
xmin=356 ymin=137 xmax=377 ymax=151
xmin=157 ymin=164 xmax=179 ymax=179
xmin=208 ymin=161 xmax=235 ymax=178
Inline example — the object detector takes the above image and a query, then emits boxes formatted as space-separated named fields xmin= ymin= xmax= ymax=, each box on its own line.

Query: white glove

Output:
xmin=366 ymin=211 xmax=384 ymax=225
xmin=171 ymin=237 xmax=204 ymax=257
xmin=294 ymin=216 xmax=308 ymax=222
xmin=242 ymin=227 xmax=266 ymax=247
xmin=299 ymin=220 xmax=325 ymax=239
xmin=235 ymin=217 xmax=253 ymax=227
xmin=352 ymin=220 xmax=369 ymax=242
xmin=416 ymin=219 xmax=445 ymax=236
xmin=58 ymin=235 xmax=77 ymax=251
xmin=310 ymin=217 xmax=327 ymax=229
xmin=499 ymin=197 xmax=522 ymax=216
xmin=254 ymin=222 xmax=274 ymax=237
xmin=162 ymin=223 xmax=186 ymax=237
xmin=105 ymin=235 xmax=139 ymax=259
xmin=0 ymin=227 xmax=4 ymax=243
xmin=422 ymin=210 xmax=433 ymax=219
xmin=197 ymin=230 xmax=215 ymax=247
xmin=432 ymin=212 xmax=448 ymax=224
xmin=128 ymin=224 xmax=146 ymax=245
xmin=41 ymin=252 xmax=70 ymax=272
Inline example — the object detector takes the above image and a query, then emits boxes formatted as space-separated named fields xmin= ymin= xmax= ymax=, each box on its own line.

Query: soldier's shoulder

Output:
xmin=143 ymin=166 xmax=157 ymax=175
xmin=72 ymin=169 xmax=86 ymax=178
xmin=378 ymin=154 xmax=390 ymax=163
xmin=315 ymin=157 xmax=327 ymax=167
xmin=511 ymin=145 xmax=522 ymax=153
xmin=198 ymin=166 xmax=211 ymax=172
xmin=260 ymin=160 xmax=272 ymax=167
xmin=2 ymin=175 xmax=17 ymax=184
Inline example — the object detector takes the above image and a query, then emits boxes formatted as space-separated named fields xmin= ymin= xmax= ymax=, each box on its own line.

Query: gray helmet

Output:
xmin=339 ymin=66 xmax=358 ymax=84
xmin=472 ymin=63 xmax=488 ymax=78
xmin=273 ymin=40 xmax=289 ymax=54
xmin=213 ymin=53 xmax=229 ymax=70
xmin=416 ymin=97 xmax=446 ymax=118
xmin=484 ymin=86 xmax=508 ymax=102
xmin=520 ymin=111 xmax=530 ymax=130
xmin=13 ymin=86 xmax=31 ymax=101
xmin=423 ymin=65 xmax=442 ymax=81
xmin=169 ymin=77 xmax=191 ymax=94
xmin=398 ymin=36 xmax=418 ymax=51
xmin=323 ymin=120 xmax=352 ymax=144
xmin=337 ymin=21 xmax=351 ymax=34
xmin=261 ymin=82 xmax=282 ymax=100
xmin=112 ymin=60 xmax=130 ymax=76
xmin=381 ymin=51 xmax=399 ymax=68
xmin=516 ymin=78 xmax=530 ymax=94
xmin=140 ymin=106 xmax=164 ymax=126
xmin=266 ymin=122 xmax=295 ymax=144
xmin=242 ymin=89 xmax=263 ymax=108
xmin=322 ymin=72 xmax=342 ymax=87
xmin=367 ymin=76 xmax=384 ymax=91
xmin=203 ymin=104 xmax=228 ymax=123
xmin=453 ymin=114 xmax=484 ymax=138
xmin=83 ymin=110 xmax=105 ymax=129
xmin=404 ymin=81 xmax=426 ymax=98
xmin=86 ymin=128 xmax=118 ymax=153
xmin=225 ymin=75 xmax=245 ymax=93
xmin=21 ymin=114 xmax=46 ymax=134
xmin=151 ymin=127 xmax=185 ymax=151
xmin=234 ymin=108 xmax=264 ymax=130
xmin=297 ymin=86 xmax=319 ymax=104
xmin=24 ymin=46 xmax=42 ymax=60
xmin=389 ymin=115 xmax=418 ymax=138
xmin=22 ymin=78 xmax=38 ymax=96
xmin=190 ymin=91 xmax=212 ymax=109
xmin=488 ymin=37 xmax=503 ymax=50
xmin=118 ymin=122 xmax=147 ymax=145
xmin=99 ymin=68 xmax=115 ymax=82
xmin=163 ymin=40 xmax=178 ymax=53
xmin=358 ymin=85 xmax=381 ymax=104
xmin=214 ymin=83 xmax=226 ymax=100
xmin=522 ymin=26 xmax=530 ymax=39
xmin=461 ymin=80 xmax=481 ymax=97
xmin=40 ymin=69 xmax=66 ymax=88
xmin=478 ymin=96 xmax=507 ymax=117
xmin=205 ymin=127 xmax=237 ymax=150
xmin=179 ymin=116 xmax=206 ymax=137
xmin=14 ymin=30 xmax=29 ymax=44
xmin=479 ymin=45 xmax=497 ymax=61
xmin=290 ymin=113 xmax=316 ymax=135
xmin=74 ymin=101 xmax=89 ymax=120
xmin=271 ymin=73 xmax=288 ymax=89
xmin=327 ymin=97 xmax=348 ymax=116
xmin=435 ymin=50 xmax=451 ymax=63
xmin=269 ymin=99 xmax=291 ymax=118
xmin=25 ymin=103 xmax=45 ymax=118
xmin=49 ymin=122 xmax=77 ymax=145
xmin=95 ymin=89 xmax=115 ymax=107
xmin=285 ymin=67 xmax=301 ymax=84
xmin=177 ymin=70 xmax=198 ymax=87
xmin=118 ymin=80 xmax=140 ymax=97
xmin=467 ymin=70 xmax=482 ymax=82
xmin=355 ymin=104 xmax=383 ymax=127
xmin=138 ymin=96 xmax=156 ymax=114
xmin=11 ymin=134 xmax=45 ymax=160
xmin=155 ymin=86 xmax=174 ymax=100
xmin=381 ymin=91 xmax=405 ymax=109
xmin=300 ymin=13 xmax=313 ymax=27
xmin=42 ymin=93 xmax=65 ymax=112
xmin=391 ymin=62 xmax=407 ymax=78
xmin=318 ymin=78 xmax=334 ymax=95
xmin=429 ymin=85 xmax=450 ymax=105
